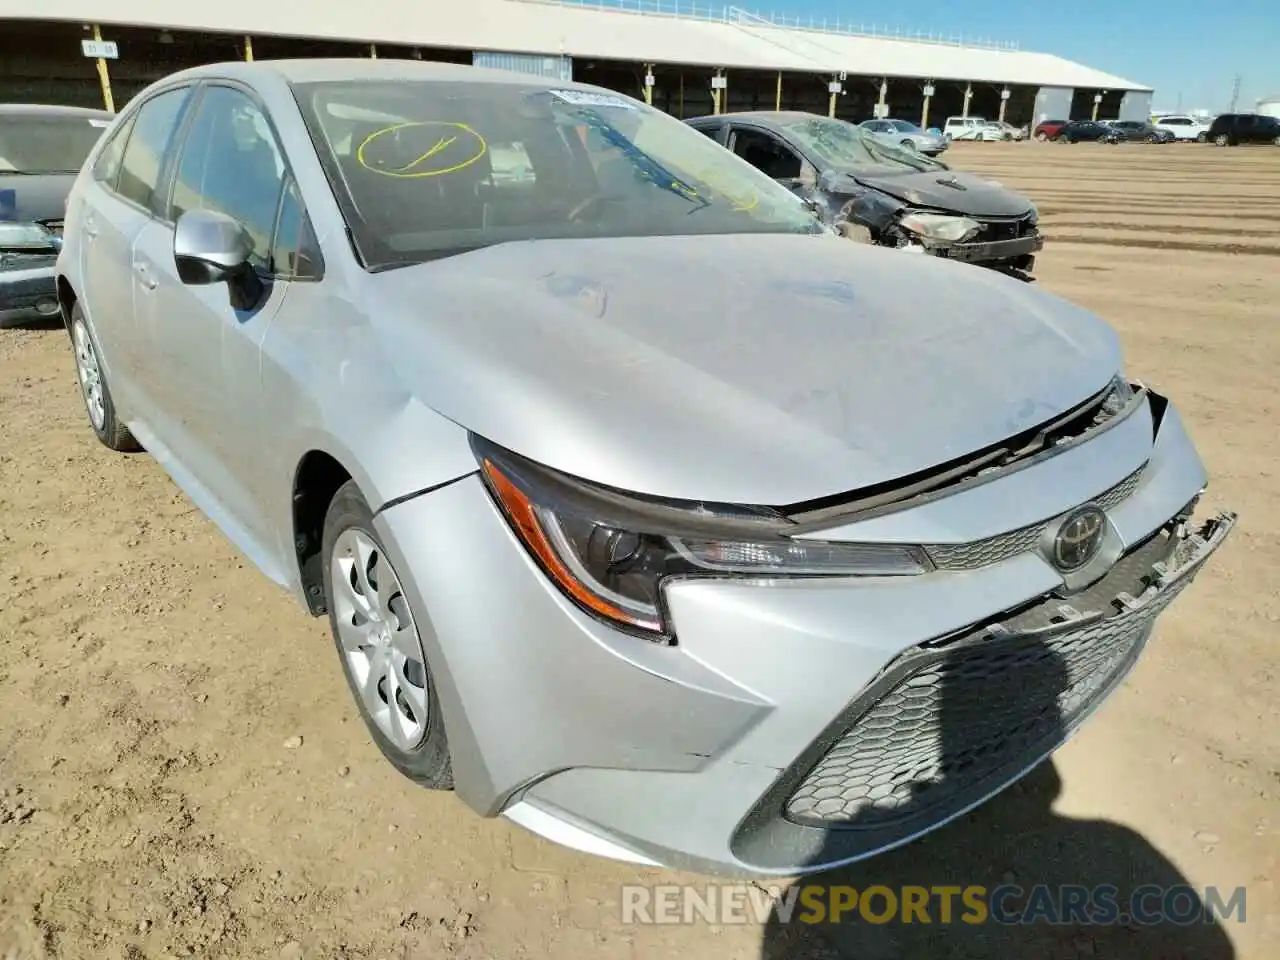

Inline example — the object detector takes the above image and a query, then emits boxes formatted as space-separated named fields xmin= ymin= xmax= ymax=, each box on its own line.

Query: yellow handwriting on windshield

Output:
xmin=356 ymin=121 xmax=488 ymax=178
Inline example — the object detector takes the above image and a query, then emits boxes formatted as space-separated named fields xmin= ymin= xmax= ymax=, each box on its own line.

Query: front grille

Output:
xmin=783 ymin=523 xmax=1207 ymax=830
xmin=979 ymin=215 xmax=1036 ymax=243
xmin=925 ymin=466 xmax=1145 ymax=570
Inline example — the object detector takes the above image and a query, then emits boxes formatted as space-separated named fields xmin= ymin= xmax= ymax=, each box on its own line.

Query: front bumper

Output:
xmin=372 ymin=393 xmax=1233 ymax=877
xmin=0 ymin=257 xmax=60 ymax=327
xmin=928 ymin=230 xmax=1044 ymax=266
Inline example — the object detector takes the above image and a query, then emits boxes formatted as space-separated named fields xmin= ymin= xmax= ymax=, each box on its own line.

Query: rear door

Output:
xmin=78 ymin=85 xmax=193 ymax=401
xmin=130 ymin=81 xmax=305 ymax=569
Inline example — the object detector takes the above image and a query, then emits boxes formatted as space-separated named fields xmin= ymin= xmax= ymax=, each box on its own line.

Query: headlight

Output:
xmin=474 ymin=437 xmax=932 ymax=640
xmin=1100 ymin=375 xmax=1136 ymax=416
xmin=898 ymin=212 xmax=982 ymax=243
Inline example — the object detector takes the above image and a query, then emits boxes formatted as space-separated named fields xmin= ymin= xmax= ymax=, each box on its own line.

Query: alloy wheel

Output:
xmin=330 ymin=529 xmax=431 ymax=751
xmin=1215 ymin=134 xmax=1229 ymax=146
xmin=72 ymin=319 xmax=106 ymax=432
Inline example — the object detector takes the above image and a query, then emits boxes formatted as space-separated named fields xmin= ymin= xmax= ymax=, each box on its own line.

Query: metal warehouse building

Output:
xmin=0 ymin=0 xmax=1152 ymax=127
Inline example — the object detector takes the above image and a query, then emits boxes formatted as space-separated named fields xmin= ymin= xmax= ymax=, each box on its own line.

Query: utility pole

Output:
xmin=1228 ymin=75 xmax=1242 ymax=113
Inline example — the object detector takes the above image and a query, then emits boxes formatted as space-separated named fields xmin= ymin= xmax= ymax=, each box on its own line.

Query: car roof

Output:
xmin=690 ymin=110 xmax=820 ymax=124
xmin=150 ymin=57 xmax=617 ymax=92
xmin=0 ymin=103 xmax=112 ymax=118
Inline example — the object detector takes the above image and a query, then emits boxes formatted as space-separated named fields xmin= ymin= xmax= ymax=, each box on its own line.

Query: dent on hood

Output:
xmin=365 ymin=235 xmax=1122 ymax=506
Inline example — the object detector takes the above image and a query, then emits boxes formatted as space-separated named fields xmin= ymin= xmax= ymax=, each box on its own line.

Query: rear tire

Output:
xmin=1035 ymin=131 xmax=1048 ymax=142
xmin=1214 ymin=133 xmax=1229 ymax=146
xmin=322 ymin=480 xmax=454 ymax=790
xmin=69 ymin=303 xmax=140 ymax=452
xmin=1197 ymin=132 xmax=1208 ymax=143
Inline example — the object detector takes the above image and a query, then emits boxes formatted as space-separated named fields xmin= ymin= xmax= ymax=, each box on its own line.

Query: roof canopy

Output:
xmin=22 ymin=0 xmax=1151 ymax=91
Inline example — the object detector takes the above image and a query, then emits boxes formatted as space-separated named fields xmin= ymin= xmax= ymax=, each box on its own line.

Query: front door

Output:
xmin=130 ymin=83 xmax=294 ymax=574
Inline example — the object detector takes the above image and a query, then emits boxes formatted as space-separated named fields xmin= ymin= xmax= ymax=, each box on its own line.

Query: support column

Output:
xmin=643 ymin=64 xmax=654 ymax=105
xmin=243 ymin=35 xmax=254 ymax=62
xmin=828 ymin=76 xmax=839 ymax=118
xmin=962 ymin=82 xmax=973 ymax=118
xmin=876 ymin=77 xmax=888 ymax=118
xmin=369 ymin=43 xmax=378 ymax=59
xmin=775 ymin=71 xmax=782 ymax=111
xmin=998 ymin=86 xmax=1010 ymax=124
xmin=711 ymin=71 xmax=725 ymax=114
xmin=921 ymin=81 xmax=934 ymax=130
xmin=90 ymin=25 xmax=115 ymax=114
xmin=1091 ymin=91 xmax=1104 ymax=121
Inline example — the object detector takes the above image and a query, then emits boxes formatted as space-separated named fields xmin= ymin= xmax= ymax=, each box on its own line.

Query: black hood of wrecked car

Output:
xmin=840 ymin=168 xmax=1035 ymax=218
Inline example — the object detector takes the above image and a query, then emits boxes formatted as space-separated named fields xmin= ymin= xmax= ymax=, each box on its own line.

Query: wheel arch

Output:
xmin=55 ymin=275 xmax=79 ymax=333
xmin=292 ymin=448 xmax=357 ymax=616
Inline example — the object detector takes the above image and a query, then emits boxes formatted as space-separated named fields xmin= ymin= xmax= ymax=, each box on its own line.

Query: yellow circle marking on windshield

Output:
xmin=356 ymin=121 xmax=488 ymax=178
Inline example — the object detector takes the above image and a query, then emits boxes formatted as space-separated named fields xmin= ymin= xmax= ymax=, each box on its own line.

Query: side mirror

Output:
xmin=173 ymin=209 xmax=264 ymax=310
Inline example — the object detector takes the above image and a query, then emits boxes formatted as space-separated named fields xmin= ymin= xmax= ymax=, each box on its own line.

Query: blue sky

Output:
xmin=759 ymin=0 xmax=1279 ymax=110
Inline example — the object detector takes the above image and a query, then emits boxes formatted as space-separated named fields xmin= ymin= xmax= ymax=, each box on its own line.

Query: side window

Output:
xmin=270 ymin=177 xmax=323 ymax=280
xmin=116 ymin=87 xmax=192 ymax=213
xmin=170 ymin=85 xmax=286 ymax=269
xmin=730 ymin=128 xmax=802 ymax=181
xmin=92 ymin=113 xmax=137 ymax=189
xmin=690 ymin=122 xmax=720 ymax=141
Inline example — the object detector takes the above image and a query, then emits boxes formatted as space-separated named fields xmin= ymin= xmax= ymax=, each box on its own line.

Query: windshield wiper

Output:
xmin=0 ymin=169 xmax=80 ymax=176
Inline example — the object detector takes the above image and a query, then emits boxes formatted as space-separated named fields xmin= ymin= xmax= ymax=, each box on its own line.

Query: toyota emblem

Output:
xmin=1052 ymin=506 xmax=1107 ymax=572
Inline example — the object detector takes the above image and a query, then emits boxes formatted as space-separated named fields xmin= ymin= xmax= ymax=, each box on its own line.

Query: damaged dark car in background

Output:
xmin=686 ymin=111 xmax=1044 ymax=276
xmin=1 ymin=103 xmax=111 ymax=327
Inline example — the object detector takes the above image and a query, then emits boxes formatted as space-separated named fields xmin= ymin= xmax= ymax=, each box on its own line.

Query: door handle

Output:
xmin=133 ymin=261 xmax=158 ymax=291
xmin=83 ymin=217 xmax=99 ymax=239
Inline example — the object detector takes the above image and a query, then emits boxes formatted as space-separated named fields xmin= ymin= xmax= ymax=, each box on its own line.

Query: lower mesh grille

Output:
xmin=784 ymin=529 xmax=1200 ymax=829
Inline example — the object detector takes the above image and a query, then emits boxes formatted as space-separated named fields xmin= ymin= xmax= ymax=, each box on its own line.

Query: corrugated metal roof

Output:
xmin=18 ymin=0 xmax=1150 ymax=91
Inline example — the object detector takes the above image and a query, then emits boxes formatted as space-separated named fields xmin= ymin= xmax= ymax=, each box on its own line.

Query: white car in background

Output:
xmin=1153 ymin=115 xmax=1210 ymax=142
xmin=943 ymin=116 xmax=1000 ymax=141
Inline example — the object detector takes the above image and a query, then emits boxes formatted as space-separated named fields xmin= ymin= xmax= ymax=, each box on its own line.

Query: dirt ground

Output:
xmin=1 ymin=141 xmax=1277 ymax=960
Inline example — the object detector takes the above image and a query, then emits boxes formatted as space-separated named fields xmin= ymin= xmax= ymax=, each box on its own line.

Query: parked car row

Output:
xmin=5 ymin=60 xmax=1237 ymax=879
xmin=1032 ymin=113 xmax=1280 ymax=147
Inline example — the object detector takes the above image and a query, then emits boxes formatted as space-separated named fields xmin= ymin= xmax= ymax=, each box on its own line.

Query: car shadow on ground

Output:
xmin=758 ymin=630 xmax=1236 ymax=960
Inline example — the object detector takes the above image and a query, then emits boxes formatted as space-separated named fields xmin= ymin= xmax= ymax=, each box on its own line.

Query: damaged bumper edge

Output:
xmin=0 ymin=260 xmax=60 ymax=326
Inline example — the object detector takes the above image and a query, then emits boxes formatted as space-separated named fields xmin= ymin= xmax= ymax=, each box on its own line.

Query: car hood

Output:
xmin=0 ymin=173 xmax=74 ymax=223
xmin=367 ymin=233 xmax=1120 ymax=505
xmin=850 ymin=168 xmax=1034 ymax=218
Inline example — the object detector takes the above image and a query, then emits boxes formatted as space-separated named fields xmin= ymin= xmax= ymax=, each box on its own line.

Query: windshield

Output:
xmin=780 ymin=115 xmax=938 ymax=174
xmin=0 ymin=114 xmax=110 ymax=174
xmin=890 ymin=121 xmax=924 ymax=134
xmin=293 ymin=80 xmax=822 ymax=268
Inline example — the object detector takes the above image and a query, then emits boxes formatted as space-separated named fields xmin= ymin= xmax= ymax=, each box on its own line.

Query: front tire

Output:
xmin=69 ymin=303 xmax=140 ymax=452
xmin=1214 ymin=133 xmax=1229 ymax=146
xmin=1197 ymin=132 xmax=1208 ymax=143
xmin=322 ymin=480 xmax=453 ymax=789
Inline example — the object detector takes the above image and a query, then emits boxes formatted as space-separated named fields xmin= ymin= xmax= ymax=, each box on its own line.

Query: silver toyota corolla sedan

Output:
xmin=55 ymin=59 xmax=1235 ymax=878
